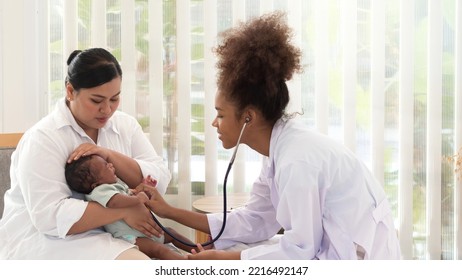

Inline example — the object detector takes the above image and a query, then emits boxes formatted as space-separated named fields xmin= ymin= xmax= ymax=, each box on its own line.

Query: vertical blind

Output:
xmin=455 ymin=0 xmax=462 ymax=260
xmin=46 ymin=0 xmax=461 ymax=260
xmin=398 ymin=0 xmax=415 ymax=259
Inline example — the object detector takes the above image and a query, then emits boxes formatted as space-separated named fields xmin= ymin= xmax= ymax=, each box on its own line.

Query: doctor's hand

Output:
xmin=133 ymin=184 xmax=171 ymax=218
xmin=188 ymin=244 xmax=240 ymax=260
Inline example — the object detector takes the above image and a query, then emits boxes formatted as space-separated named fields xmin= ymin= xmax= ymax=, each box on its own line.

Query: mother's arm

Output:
xmin=67 ymin=201 xmax=160 ymax=238
xmin=18 ymin=130 xmax=160 ymax=238
xmin=66 ymin=114 xmax=170 ymax=191
xmin=127 ymin=120 xmax=171 ymax=193
xmin=67 ymin=143 xmax=144 ymax=188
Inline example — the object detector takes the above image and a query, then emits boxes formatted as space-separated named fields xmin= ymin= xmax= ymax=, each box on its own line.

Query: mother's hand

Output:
xmin=67 ymin=143 xmax=110 ymax=163
xmin=123 ymin=202 xmax=162 ymax=238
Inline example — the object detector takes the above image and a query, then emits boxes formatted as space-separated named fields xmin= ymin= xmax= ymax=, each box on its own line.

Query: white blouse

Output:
xmin=208 ymin=118 xmax=401 ymax=260
xmin=0 ymin=98 xmax=171 ymax=259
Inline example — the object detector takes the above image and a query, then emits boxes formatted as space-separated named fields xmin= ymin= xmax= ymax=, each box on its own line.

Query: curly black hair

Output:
xmin=65 ymin=155 xmax=97 ymax=194
xmin=214 ymin=11 xmax=302 ymax=123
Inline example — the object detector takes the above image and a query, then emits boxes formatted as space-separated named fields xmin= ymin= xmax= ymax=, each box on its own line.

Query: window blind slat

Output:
xmin=233 ymin=0 xmax=245 ymax=23
xmin=314 ymin=0 xmax=329 ymax=134
xmin=204 ymin=0 xmax=218 ymax=196
xmin=176 ymin=0 xmax=192 ymax=217
xmin=398 ymin=0 xmax=415 ymax=260
xmin=371 ymin=0 xmax=385 ymax=184
xmin=260 ymin=0 xmax=273 ymax=14
xmin=24 ymin=1 xmax=48 ymax=122
xmin=63 ymin=0 xmax=78 ymax=66
xmin=454 ymin=0 xmax=462 ymax=260
xmin=342 ymin=0 xmax=357 ymax=152
xmin=232 ymin=0 xmax=246 ymax=193
xmin=91 ymin=0 xmax=106 ymax=47
xmin=287 ymin=0 xmax=302 ymax=115
xmin=148 ymin=0 xmax=164 ymax=153
xmin=120 ymin=0 xmax=136 ymax=116
xmin=426 ymin=0 xmax=443 ymax=260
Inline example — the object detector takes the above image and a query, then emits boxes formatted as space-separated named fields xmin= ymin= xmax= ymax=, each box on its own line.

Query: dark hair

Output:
xmin=65 ymin=155 xmax=97 ymax=194
xmin=214 ymin=11 xmax=302 ymax=123
xmin=65 ymin=48 xmax=123 ymax=91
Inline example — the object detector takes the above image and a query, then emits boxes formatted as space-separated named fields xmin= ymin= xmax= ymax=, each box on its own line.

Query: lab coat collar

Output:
xmin=54 ymin=97 xmax=120 ymax=139
xmin=267 ymin=118 xmax=287 ymax=169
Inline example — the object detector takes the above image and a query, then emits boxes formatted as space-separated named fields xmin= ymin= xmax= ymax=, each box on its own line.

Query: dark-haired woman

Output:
xmin=138 ymin=12 xmax=401 ymax=260
xmin=0 ymin=48 xmax=171 ymax=259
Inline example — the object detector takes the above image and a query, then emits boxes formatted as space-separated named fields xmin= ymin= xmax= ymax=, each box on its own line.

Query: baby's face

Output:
xmin=91 ymin=155 xmax=118 ymax=185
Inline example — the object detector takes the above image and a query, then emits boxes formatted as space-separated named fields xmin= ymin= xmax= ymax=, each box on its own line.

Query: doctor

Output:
xmin=139 ymin=11 xmax=401 ymax=260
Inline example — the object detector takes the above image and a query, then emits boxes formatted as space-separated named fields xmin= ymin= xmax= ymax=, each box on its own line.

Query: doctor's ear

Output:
xmin=242 ymin=108 xmax=257 ymax=124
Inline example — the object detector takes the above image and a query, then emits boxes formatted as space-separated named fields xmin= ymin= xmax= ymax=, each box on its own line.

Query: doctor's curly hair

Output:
xmin=214 ymin=11 xmax=303 ymax=123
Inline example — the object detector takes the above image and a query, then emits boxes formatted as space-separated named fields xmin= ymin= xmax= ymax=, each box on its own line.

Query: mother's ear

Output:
xmin=66 ymin=83 xmax=75 ymax=101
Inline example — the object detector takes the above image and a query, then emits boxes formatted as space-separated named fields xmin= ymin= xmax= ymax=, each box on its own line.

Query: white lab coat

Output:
xmin=208 ymin=118 xmax=401 ymax=260
xmin=0 ymin=98 xmax=171 ymax=259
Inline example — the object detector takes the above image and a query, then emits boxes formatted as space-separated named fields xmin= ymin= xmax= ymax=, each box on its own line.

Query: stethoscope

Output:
xmin=150 ymin=117 xmax=250 ymax=247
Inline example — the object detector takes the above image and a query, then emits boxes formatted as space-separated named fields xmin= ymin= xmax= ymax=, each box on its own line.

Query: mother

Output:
xmin=0 ymin=48 xmax=171 ymax=259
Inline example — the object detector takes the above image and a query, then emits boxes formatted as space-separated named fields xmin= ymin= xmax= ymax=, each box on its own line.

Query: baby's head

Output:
xmin=65 ymin=155 xmax=117 ymax=194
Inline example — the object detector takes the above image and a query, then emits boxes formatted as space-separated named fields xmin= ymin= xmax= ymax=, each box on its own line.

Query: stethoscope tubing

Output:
xmin=150 ymin=121 xmax=248 ymax=248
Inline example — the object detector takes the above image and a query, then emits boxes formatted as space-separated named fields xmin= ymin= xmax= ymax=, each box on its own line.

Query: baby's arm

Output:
xmin=106 ymin=192 xmax=148 ymax=208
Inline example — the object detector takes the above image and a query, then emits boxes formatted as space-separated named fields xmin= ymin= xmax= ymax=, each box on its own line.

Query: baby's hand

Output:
xmin=135 ymin=191 xmax=150 ymax=204
xmin=132 ymin=176 xmax=157 ymax=200
xmin=143 ymin=175 xmax=157 ymax=187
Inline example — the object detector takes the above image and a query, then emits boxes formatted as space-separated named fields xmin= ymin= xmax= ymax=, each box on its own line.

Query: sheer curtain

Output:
xmin=46 ymin=0 xmax=461 ymax=260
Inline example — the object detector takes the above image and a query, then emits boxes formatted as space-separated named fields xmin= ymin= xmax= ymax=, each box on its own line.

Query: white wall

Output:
xmin=0 ymin=0 xmax=48 ymax=133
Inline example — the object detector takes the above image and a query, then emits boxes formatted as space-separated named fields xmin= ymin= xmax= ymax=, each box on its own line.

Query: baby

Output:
xmin=65 ymin=154 xmax=195 ymax=260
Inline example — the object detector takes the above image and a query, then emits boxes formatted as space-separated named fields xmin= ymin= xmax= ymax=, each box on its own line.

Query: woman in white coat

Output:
xmin=0 ymin=48 xmax=171 ymax=259
xmin=138 ymin=11 xmax=401 ymax=260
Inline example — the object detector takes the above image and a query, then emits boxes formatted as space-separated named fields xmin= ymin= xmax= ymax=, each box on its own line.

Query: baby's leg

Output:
xmin=135 ymin=237 xmax=187 ymax=260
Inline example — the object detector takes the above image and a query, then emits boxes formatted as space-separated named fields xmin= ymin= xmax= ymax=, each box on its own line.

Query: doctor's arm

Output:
xmin=135 ymin=184 xmax=211 ymax=234
xmin=191 ymin=162 xmax=322 ymax=260
xmin=265 ymin=162 xmax=323 ymax=259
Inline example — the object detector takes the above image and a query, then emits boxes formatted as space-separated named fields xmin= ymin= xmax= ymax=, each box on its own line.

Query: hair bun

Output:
xmin=67 ymin=50 xmax=82 ymax=66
